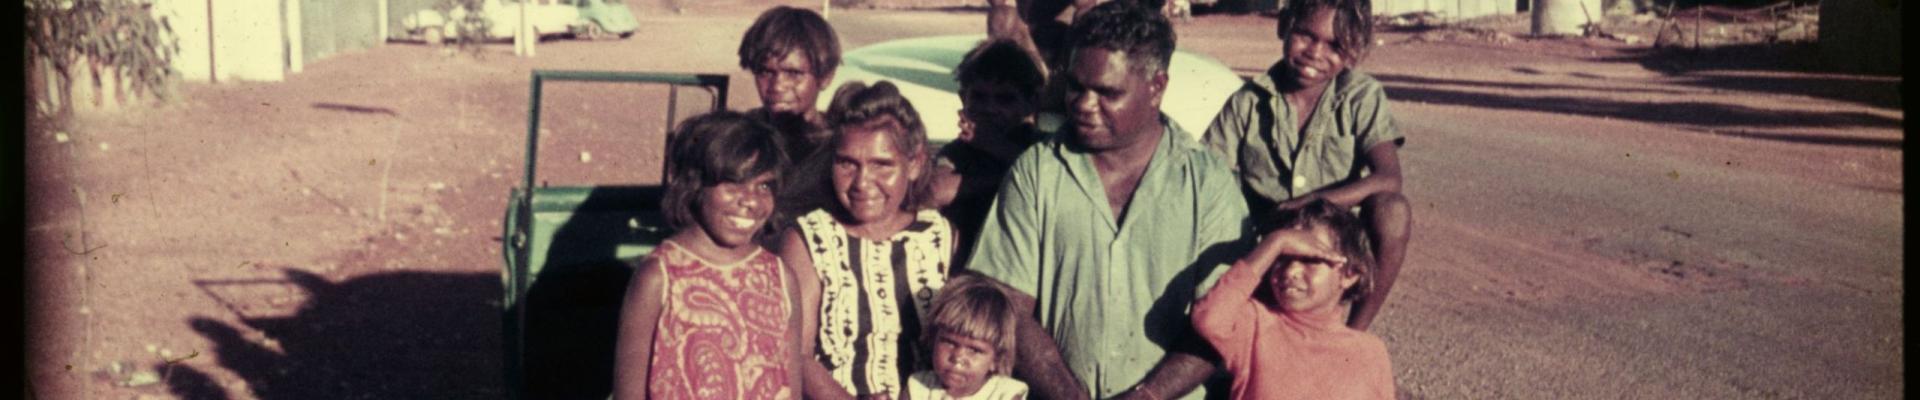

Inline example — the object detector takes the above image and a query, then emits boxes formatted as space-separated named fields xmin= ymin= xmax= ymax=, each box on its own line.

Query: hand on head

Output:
xmin=1246 ymin=226 xmax=1346 ymax=271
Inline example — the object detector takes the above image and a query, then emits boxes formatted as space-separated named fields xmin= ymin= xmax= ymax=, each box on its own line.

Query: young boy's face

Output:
xmin=931 ymin=331 xmax=998 ymax=397
xmin=1266 ymin=225 xmax=1359 ymax=314
xmin=958 ymin=80 xmax=1038 ymax=155
xmin=1282 ymin=8 xmax=1348 ymax=89
xmin=753 ymin=50 xmax=829 ymax=117
xmin=694 ymin=171 xmax=777 ymax=249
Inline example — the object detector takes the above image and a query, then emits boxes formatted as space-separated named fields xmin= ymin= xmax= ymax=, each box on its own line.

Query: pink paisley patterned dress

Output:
xmin=644 ymin=240 xmax=795 ymax=400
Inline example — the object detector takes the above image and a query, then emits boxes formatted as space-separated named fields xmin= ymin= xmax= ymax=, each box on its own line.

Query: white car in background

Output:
xmin=402 ymin=0 xmax=582 ymax=43
xmin=819 ymin=34 xmax=1244 ymax=144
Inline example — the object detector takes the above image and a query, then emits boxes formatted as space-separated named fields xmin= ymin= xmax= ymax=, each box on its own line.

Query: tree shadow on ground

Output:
xmin=1599 ymin=43 xmax=1903 ymax=111
xmin=507 ymin=185 xmax=665 ymax=399
xmin=1374 ymin=75 xmax=1903 ymax=149
xmin=1378 ymin=72 xmax=1698 ymax=96
xmin=168 ymin=269 xmax=503 ymax=399
xmin=516 ymin=259 xmax=633 ymax=400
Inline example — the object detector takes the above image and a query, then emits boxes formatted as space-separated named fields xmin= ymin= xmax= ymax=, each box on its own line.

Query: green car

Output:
xmin=572 ymin=0 xmax=637 ymax=39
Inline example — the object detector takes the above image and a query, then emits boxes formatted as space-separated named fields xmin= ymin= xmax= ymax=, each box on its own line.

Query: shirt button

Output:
xmin=1292 ymin=175 xmax=1308 ymax=189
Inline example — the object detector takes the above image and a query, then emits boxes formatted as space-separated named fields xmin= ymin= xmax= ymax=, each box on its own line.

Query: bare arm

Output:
xmin=1007 ymin=290 xmax=1089 ymax=400
xmin=987 ymin=0 xmax=1046 ymax=76
xmin=612 ymin=256 xmax=668 ymax=400
xmin=1068 ymin=0 xmax=1101 ymax=21
xmin=780 ymin=230 xmax=857 ymax=400
xmin=782 ymin=256 xmax=808 ymax=398
xmin=931 ymin=164 xmax=963 ymax=209
xmin=1279 ymin=143 xmax=1402 ymax=210
xmin=1108 ymin=351 xmax=1214 ymax=400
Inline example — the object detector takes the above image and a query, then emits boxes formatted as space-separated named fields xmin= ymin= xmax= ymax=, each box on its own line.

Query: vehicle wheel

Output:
xmin=580 ymin=23 xmax=600 ymax=40
xmin=581 ymin=23 xmax=613 ymax=41
xmin=424 ymin=28 xmax=444 ymax=46
xmin=618 ymin=30 xmax=634 ymax=39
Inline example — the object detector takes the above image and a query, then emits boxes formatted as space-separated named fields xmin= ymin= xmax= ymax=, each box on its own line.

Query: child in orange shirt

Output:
xmin=1191 ymin=199 xmax=1394 ymax=400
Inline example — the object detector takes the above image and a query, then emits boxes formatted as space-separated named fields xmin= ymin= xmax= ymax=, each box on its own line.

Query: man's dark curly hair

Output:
xmin=1068 ymin=0 xmax=1176 ymax=76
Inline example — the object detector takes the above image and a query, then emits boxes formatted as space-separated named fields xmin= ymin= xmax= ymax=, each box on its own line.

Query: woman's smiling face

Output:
xmin=831 ymin=123 xmax=922 ymax=225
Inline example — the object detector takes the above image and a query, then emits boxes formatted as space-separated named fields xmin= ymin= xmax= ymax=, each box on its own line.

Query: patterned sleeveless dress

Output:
xmin=644 ymin=240 xmax=794 ymax=399
xmin=797 ymin=209 xmax=954 ymax=398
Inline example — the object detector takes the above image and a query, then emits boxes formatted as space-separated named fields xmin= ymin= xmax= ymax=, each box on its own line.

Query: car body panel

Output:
xmin=576 ymin=0 xmax=639 ymax=36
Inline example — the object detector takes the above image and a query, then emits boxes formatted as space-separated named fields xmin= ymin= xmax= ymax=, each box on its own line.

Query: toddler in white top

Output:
xmin=907 ymin=274 xmax=1030 ymax=400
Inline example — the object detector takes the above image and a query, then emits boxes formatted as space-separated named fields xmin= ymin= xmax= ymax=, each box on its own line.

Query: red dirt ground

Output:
xmin=24 ymin=1 xmax=1901 ymax=399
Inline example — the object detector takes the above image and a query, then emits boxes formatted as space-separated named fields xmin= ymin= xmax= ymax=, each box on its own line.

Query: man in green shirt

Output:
xmin=1200 ymin=0 xmax=1411 ymax=331
xmin=967 ymin=2 xmax=1250 ymax=399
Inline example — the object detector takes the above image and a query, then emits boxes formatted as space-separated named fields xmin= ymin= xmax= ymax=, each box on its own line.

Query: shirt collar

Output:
xmin=1055 ymin=113 xmax=1190 ymax=167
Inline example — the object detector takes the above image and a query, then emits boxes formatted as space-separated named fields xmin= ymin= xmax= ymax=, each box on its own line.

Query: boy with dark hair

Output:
xmin=738 ymin=5 xmax=842 ymax=162
xmin=737 ymin=5 xmax=845 ymax=231
xmin=933 ymin=39 xmax=1048 ymax=263
xmin=1200 ymin=0 xmax=1411 ymax=331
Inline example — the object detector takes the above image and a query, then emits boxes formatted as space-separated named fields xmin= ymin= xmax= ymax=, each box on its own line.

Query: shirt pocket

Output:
xmin=1319 ymin=113 xmax=1364 ymax=181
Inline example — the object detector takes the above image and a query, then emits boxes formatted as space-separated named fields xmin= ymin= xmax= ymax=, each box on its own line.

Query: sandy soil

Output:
xmin=24 ymin=1 xmax=1901 ymax=399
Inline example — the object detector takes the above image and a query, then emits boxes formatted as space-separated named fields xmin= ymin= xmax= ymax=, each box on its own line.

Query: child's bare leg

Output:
xmin=1349 ymin=192 xmax=1411 ymax=331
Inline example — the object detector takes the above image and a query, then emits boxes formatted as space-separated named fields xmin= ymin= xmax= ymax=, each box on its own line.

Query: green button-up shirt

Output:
xmin=1202 ymin=63 xmax=1404 ymax=210
xmin=968 ymin=117 xmax=1250 ymax=399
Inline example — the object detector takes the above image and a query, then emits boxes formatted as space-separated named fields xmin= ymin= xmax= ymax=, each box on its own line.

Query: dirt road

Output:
xmin=25 ymin=1 xmax=1902 ymax=399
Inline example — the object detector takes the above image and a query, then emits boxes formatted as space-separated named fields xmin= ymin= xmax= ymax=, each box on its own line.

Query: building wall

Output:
xmin=1819 ymin=0 xmax=1901 ymax=74
xmin=151 ymin=0 xmax=215 ymax=81
xmin=152 ymin=0 xmax=287 ymax=82
xmin=303 ymin=0 xmax=384 ymax=62
xmin=151 ymin=0 xmax=387 ymax=82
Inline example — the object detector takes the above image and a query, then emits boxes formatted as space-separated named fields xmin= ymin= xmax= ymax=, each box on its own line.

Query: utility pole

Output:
xmin=515 ymin=0 xmax=535 ymax=56
xmin=288 ymin=0 xmax=303 ymax=73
